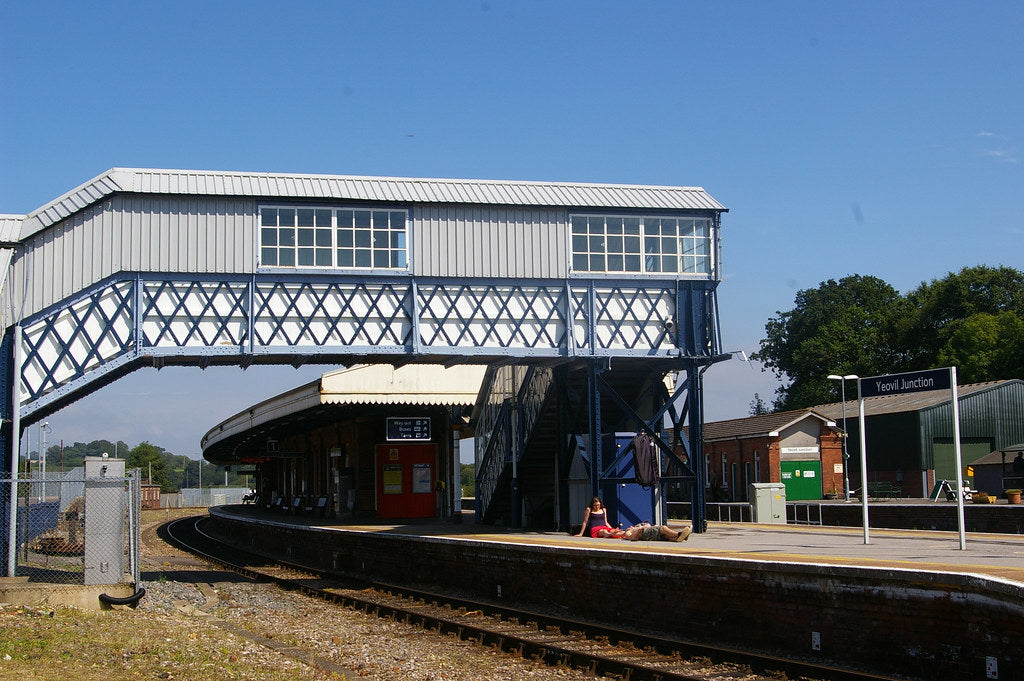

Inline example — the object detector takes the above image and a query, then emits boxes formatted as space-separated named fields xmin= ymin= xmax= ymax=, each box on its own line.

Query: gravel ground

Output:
xmin=140 ymin=513 xmax=600 ymax=680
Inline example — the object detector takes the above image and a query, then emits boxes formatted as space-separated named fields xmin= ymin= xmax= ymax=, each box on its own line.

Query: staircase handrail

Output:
xmin=474 ymin=398 xmax=512 ymax=517
xmin=473 ymin=365 xmax=554 ymax=521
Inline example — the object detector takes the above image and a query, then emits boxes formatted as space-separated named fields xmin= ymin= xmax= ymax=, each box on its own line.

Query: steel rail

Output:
xmin=161 ymin=515 xmax=902 ymax=681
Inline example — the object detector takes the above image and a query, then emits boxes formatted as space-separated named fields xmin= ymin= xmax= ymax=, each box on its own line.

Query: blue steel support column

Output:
xmin=1 ymin=329 xmax=10 ymax=578
xmin=1 ymin=327 xmax=17 ymax=577
xmin=410 ymin=280 xmax=422 ymax=354
xmin=555 ymin=365 xmax=571 ymax=531
xmin=246 ymin=275 xmax=256 ymax=356
xmin=652 ymin=375 xmax=666 ymax=524
xmin=506 ymin=402 xmax=520 ymax=528
xmin=0 ymin=329 xmax=11 ymax=477
xmin=687 ymin=360 xmax=708 ymax=533
xmin=586 ymin=360 xmax=603 ymax=499
xmin=133 ymin=274 xmax=143 ymax=357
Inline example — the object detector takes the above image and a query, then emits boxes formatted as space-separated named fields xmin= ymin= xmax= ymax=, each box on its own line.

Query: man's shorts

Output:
xmin=637 ymin=525 xmax=660 ymax=541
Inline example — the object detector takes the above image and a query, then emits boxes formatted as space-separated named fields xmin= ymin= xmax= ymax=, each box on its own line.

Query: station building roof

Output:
xmin=703 ymin=410 xmax=835 ymax=442
xmin=813 ymin=380 xmax=1015 ymax=420
xmin=703 ymin=380 xmax=1021 ymax=441
xmin=201 ymin=364 xmax=486 ymax=460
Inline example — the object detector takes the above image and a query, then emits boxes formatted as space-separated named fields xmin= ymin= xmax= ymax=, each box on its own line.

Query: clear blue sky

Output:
xmin=2 ymin=2 xmax=1021 ymax=457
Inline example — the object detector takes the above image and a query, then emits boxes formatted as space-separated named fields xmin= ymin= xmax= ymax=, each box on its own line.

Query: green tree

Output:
xmin=903 ymin=265 xmax=1024 ymax=370
xmin=748 ymin=393 xmax=770 ymax=416
xmin=937 ymin=311 xmax=1024 ymax=383
xmin=460 ymin=463 xmax=475 ymax=497
xmin=754 ymin=275 xmax=906 ymax=410
xmin=126 ymin=441 xmax=172 ymax=491
xmin=49 ymin=440 xmax=129 ymax=470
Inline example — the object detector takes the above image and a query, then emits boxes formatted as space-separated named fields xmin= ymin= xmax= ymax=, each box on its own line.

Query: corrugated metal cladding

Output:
xmin=18 ymin=168 xmax=726 ymax=238
xmin=414 ymin=205 xmax=568 ymax=278
xmin=920 ymin=380 xmax=1024 ymax=450
xmin=0 ymin=215 xmax=24 ymax=242
xmin=18 ymin=173 xmax=126 ymax=236
xmin=12 ymin=196 xmax=256 ymax=319
xmin=8 ymin=169 xmax=727 ymax=319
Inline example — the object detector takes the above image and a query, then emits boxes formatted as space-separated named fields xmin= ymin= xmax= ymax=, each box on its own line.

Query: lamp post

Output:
xmin=827 ymin=375 xmax=859 ymax=501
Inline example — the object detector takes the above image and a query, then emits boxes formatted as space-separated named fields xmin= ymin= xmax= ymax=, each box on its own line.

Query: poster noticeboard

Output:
xmin=383 ymin=464 xmax=402 ymax=494
xmin=412 ymin=463 xmax=432 ymax=493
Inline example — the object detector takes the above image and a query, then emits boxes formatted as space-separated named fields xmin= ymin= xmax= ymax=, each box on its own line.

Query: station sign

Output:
xmin=858 ymin=368 xmax=951 ymax=398
xmin=386 ymin=417 xmax=432 ymax=441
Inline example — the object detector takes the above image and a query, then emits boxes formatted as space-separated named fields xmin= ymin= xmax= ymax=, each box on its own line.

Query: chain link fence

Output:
xmin=1 ymin=466 xmax=141 ymax=587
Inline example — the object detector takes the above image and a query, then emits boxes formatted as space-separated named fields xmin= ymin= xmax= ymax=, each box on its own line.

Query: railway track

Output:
xmin=161 ymin=515 xmax=901 ymax=681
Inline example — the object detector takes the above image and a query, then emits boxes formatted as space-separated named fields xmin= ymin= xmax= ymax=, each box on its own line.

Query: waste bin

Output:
xmin=748 ymin=482 xmax=786 ymax=524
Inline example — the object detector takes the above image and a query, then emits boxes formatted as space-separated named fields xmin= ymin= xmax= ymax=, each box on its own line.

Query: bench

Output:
xmin=867 ymin=482 xmax=902 ymax=499
xmin=315 ymin=495 xmax=332 ymax=517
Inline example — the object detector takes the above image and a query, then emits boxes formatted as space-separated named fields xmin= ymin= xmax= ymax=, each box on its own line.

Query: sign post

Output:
xmin=857 ymin=367 xmax=965 ymax=548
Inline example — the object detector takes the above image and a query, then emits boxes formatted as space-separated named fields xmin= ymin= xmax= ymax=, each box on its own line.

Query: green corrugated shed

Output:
xmin=820 ymin=379 xmax=1024 ymax=487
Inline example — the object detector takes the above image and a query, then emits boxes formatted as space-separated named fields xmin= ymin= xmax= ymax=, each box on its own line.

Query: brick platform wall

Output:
xmin=208 ymin=510 xmax=1024 ymax=681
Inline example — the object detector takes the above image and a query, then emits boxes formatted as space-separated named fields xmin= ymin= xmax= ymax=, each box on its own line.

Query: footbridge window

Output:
xmin=260 ymin=207 xmax=408 ymax=270
xmin=570 ymin=214 xmax=712 ymax=275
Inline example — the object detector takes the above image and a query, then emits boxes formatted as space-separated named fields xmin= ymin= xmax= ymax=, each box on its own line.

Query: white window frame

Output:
xmin=569 ymin=213 xmax=714 ymax=276
xmin=258 ymin=205 xmax=409 ymax=271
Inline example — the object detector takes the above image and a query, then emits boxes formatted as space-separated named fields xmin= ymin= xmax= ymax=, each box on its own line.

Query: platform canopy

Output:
xmin=201 ymin=364 xmax=487 ymax=460
xmin=319 ymin=364 xmax=486 ymax=406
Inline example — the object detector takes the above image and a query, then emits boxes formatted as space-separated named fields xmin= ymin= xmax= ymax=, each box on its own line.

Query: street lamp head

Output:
xmin=844 ymin=374 xmax=859 ymax=380
xmin=827 ymin=374 xmax=859 ymax=381
xmin=827 ymin=375 xmax=843 ymax=380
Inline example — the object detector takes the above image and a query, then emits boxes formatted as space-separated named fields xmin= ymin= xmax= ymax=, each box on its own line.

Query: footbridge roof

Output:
xmin=12 ymin=167 xmax=727 ymax=241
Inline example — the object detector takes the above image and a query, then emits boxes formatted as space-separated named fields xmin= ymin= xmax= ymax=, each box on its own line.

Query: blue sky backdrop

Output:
xmin=2 ymin=2 xmax=1021 ymax=457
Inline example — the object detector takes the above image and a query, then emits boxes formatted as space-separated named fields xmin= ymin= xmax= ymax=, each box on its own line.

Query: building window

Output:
xmin=570 ymin=214 xmax=711 ymax=275
xmin=260 ymin=206 xmax=407 ymax=270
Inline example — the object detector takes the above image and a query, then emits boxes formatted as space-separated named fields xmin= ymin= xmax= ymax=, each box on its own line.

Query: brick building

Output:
xmin=703 ymin=379 xmax=1024 ymax=502
xmin=702 ymin=411 xmax=843 ymax=502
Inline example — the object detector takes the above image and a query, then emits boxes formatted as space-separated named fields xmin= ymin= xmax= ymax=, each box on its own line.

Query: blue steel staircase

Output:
xmin=473 ymin=362 xmax=671 ymax=528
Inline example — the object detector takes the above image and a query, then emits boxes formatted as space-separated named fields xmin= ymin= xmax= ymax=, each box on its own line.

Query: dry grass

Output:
xmin=0 ymin=604 xmax=316 ymax=681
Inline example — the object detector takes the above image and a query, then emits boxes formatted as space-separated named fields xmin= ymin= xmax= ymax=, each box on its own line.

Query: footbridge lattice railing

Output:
xmin=10 ymin=272 xmax=702 ymax=421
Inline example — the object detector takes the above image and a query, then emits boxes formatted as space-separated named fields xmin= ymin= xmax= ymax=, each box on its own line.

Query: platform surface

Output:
xmin=219 ymin=505 xmax=1024 ymax=586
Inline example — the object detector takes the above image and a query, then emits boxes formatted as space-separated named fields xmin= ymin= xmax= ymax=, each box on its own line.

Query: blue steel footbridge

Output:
xmin=0 ymin=168 xmax=728 ymax=538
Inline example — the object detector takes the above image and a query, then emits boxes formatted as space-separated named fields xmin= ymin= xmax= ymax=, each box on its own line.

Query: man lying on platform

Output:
xmin=621 ymin=522 xmax=692 ymax=542
xmin=588 ymin=522 xmax=691 ymax=542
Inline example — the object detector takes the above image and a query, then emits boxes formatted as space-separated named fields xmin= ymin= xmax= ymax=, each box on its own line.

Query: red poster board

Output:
xmin=375 ymin=443 xmax=437 ymax=518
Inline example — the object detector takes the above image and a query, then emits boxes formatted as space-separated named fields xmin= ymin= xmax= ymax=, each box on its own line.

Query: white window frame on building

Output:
xmin=259 ymin=206 xmax=409 ymax=270
xmin=570 ymin=214 xmax=713 ymax=275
